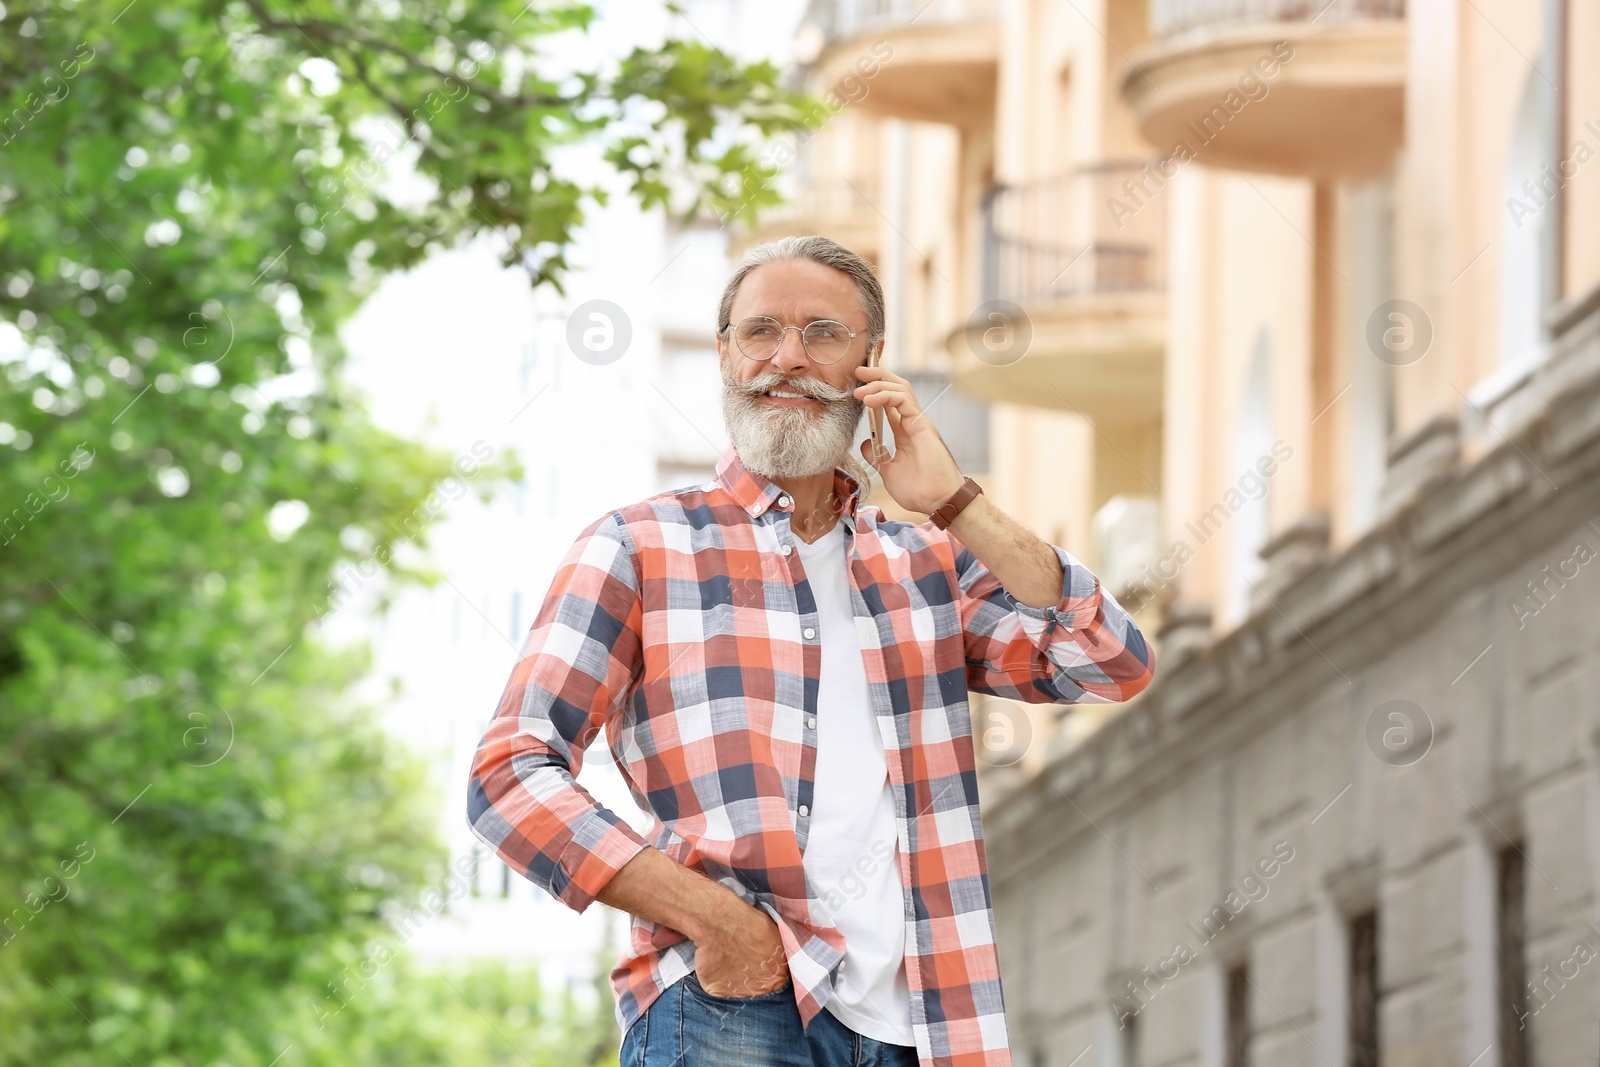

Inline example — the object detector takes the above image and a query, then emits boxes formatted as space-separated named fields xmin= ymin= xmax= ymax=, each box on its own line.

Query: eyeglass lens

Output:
xmin=733 ymin=317 xmax=854 ymax=364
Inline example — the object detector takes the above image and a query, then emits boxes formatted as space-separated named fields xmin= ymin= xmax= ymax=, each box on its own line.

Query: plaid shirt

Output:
xmin=467 ymin=443 xmax=1155 ymax=1067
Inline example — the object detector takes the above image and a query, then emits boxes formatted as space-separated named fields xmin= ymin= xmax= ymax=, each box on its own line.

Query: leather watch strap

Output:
xmin=929 ymin=477 xmax=983 ymax=530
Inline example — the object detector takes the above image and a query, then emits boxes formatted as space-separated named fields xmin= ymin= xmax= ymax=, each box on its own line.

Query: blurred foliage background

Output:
xmin=0 ymin=0 xmax=809 ymax=1062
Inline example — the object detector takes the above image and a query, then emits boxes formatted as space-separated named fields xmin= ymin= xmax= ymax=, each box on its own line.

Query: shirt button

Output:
xmin=780 ymin=544 xmax=793 ymax=556
xmin=807 ymin=716 xmax=817 ymax=729
xmin=777 ymin=495 xmax=791 ymax=507
xmin=798 ymin=804 xmax=809 ymax=817
xmin=803 ymin=627 xmax=816 ymax=639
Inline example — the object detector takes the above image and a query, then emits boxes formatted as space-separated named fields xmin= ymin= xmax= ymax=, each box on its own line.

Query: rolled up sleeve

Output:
xmin=466 ymin=510 xmax=651 ymax=913
xmin=956 ymin=540 xmax=1155 ymax=705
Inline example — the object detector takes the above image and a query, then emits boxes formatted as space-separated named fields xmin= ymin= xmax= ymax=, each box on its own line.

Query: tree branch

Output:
xmin=238 ymin=0 xmax=573 ymax=111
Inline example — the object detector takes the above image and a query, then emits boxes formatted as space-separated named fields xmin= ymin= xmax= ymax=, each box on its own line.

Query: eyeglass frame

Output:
xmin=722 ymin=315 xmax=874 ymax=366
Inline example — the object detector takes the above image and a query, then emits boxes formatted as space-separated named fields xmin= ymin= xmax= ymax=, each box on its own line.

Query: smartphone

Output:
xmin=867 ymin=342 xmax=884 ymax=458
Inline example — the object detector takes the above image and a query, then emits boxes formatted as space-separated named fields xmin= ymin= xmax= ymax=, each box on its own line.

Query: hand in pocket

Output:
xmin=692 ymin=900 xmax=789 ymax=997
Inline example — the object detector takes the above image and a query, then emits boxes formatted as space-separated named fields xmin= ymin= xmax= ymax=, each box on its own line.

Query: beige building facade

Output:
xmin=744 ymin=0 xmax=1600 ymax=1063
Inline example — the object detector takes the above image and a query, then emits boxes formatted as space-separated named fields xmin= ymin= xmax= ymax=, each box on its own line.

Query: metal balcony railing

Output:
xmin=1151 ymin=0 xmax=1405 ymax=38
xmin=981 ymin=163 xmax=1167 ymax=307
xmin=805 ymin=0 xmax=997 ymax=43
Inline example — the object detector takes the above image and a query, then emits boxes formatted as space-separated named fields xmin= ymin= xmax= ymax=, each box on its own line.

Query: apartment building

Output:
xmin=764 ymin=0 xmax=1600 ymax=1063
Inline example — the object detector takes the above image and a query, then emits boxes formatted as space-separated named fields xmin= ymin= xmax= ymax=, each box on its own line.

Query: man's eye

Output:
xmin=808 ymin=326 xmax=837 ymax=339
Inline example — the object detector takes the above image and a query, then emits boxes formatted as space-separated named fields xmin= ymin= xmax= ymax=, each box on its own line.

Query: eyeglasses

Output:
xmin=726 ymin=315 xmax=863 ymax=365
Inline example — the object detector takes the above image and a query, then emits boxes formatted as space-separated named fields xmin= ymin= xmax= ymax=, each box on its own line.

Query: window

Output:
xmin=1345 ymin=176 xmax=1395 ymax=534
xmin=1497 ymin=844 xmax=1528 ymax=1067
xmin=1348 ymin=911 xmax=1379 ymax=1067
xmin=902 ymin=370 xmax=989 ymax=473
xmin=1498 ymin=65 xmax=1549 ymax=379
xmin=1227 ymin=331 xmax=1272 ymax=622
xmin=1120 ymin=1008 xmax=1140 ymax=1067
xmin=1226 ymin=960 xmax=1250 ymax=1067
xmin=518 ymin=338 xmax=536 ymax=394
xmin=1053 ymin=64 xmax=1074 ymax=175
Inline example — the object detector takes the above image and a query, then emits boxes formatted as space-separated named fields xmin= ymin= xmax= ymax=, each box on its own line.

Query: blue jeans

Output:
xmin=620 ymin=970 xmax=919 ymax=1067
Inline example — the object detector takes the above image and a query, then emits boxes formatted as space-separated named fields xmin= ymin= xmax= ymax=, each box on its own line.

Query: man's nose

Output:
xmin=769 ymin=327 xmax=812 ymax=375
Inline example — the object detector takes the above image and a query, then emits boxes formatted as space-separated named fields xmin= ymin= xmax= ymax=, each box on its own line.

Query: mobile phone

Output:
xmin=867 ymin=343 xmax=884 ymax=458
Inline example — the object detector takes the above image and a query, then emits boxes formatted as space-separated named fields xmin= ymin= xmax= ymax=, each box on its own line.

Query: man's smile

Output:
xmin=761 ymin=387 xmax=820 ymax=406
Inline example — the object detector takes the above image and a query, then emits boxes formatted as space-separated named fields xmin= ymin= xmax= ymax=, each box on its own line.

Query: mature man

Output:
xmin=467 ymin=236 xmax=1155 ymax=1067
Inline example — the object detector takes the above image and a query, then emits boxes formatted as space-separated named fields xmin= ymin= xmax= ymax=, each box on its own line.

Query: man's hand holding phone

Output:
xmin=854 ymin=359 xmax=965 ymax=515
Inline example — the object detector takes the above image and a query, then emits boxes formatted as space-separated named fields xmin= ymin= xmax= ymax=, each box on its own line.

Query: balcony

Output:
xmin=801 ymin=0 xmax=999 ymax=127
xmin=948 ymin=163 xmax=1166 ymax=428
xmin=729 ymin=179 xmax=881 ymax=261
xmin=1123 ymin=0 xmax=1407 ymax=179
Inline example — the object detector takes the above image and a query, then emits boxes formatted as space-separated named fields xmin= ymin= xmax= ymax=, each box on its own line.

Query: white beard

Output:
xmin=721 ymin=363 xmax=866 ymax=480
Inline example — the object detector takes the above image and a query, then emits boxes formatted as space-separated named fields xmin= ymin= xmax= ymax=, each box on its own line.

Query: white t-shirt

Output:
xmin=792 ymin=520 xmax=916 ymax=1047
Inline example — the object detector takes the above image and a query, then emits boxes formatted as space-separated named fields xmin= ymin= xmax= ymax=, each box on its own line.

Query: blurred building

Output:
xmin=769 ymin=0 xmax=1600 ymax=1063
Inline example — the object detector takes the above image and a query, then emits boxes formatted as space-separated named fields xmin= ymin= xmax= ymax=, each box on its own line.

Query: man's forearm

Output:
xmin=594 ymin=844 xmax=749 ymax=942
xmin=599 ymin=843 xmax=790 ymax=995
xmin=945 ymin=491 xmax=1066 ymax=609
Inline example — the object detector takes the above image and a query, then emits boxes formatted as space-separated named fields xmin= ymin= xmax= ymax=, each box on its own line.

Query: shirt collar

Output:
xmin=713 ymin=443 xmax=864 ymax=531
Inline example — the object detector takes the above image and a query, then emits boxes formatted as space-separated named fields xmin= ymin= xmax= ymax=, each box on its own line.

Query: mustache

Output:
xmin=728 ymin=369 xmax=859 ymax=404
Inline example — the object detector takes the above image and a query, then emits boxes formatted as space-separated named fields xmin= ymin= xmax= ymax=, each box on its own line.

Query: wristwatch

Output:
xmin=929 ymin=477 xmax=983 ymax=530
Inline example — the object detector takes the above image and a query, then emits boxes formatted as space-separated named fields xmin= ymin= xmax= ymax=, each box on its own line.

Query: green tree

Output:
xmin=0 ymin=1 xmax=809 ymax=1062
xmin=291 ymin=938 xmax=627 ymax=1066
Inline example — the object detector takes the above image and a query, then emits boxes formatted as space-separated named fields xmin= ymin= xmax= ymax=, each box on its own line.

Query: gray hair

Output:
xmin=716 ymin=235 xmax=885 ymax=355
